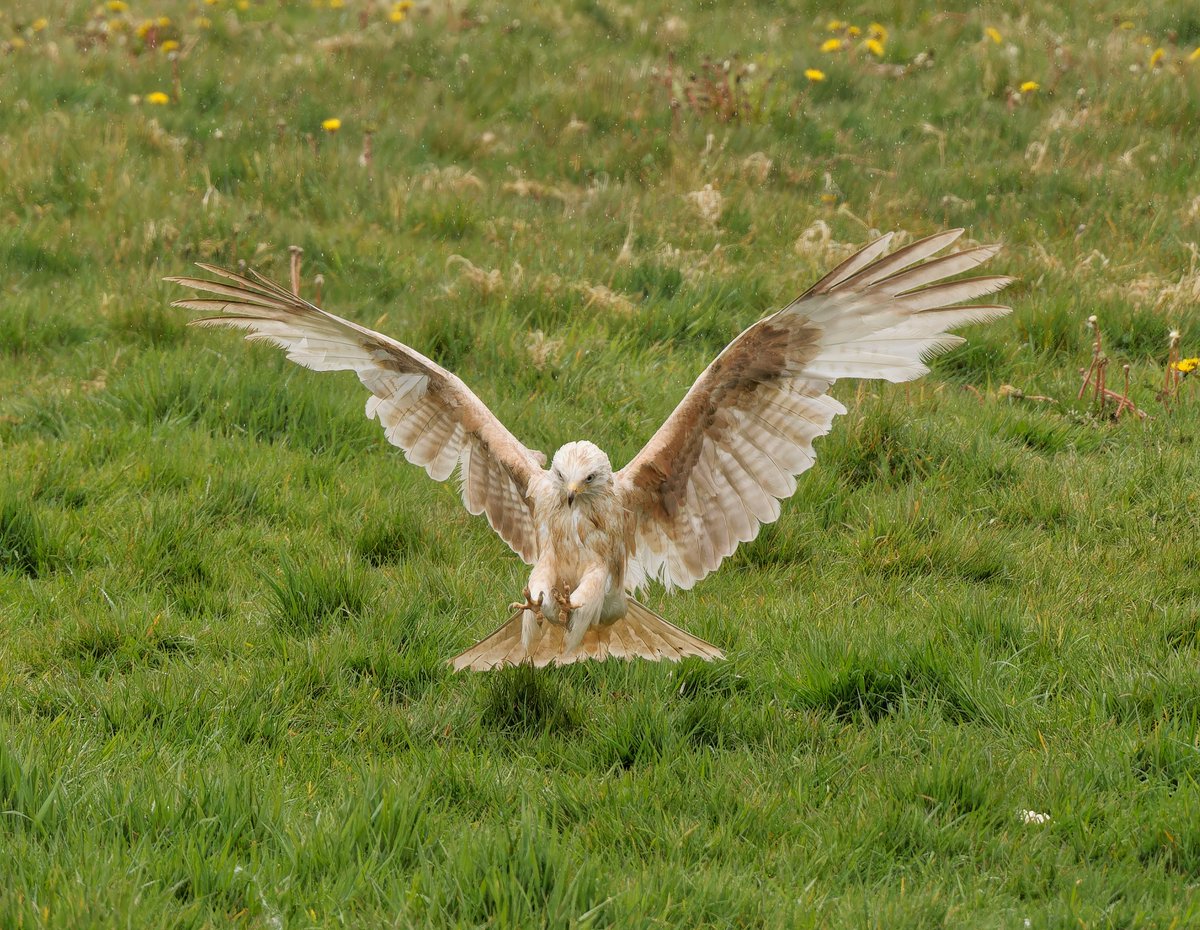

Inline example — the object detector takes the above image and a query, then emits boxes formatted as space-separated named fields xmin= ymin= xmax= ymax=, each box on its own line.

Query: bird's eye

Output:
xmin=586 ymin=473 xmax=596 ymax=482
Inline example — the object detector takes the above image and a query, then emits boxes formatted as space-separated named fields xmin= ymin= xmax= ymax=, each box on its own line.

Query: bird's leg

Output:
xmin=509 ymin=586 xmax=544 ymax=618
xmin=554 ymin=587 xmax=580 ymax=625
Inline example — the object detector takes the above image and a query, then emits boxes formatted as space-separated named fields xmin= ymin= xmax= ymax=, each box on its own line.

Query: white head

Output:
xmin=549 ymin=441 xmax=613 ymax=507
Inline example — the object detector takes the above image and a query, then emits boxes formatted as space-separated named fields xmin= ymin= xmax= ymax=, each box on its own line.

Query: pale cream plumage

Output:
xmin=167 ymin=229 xmax=1012 ymax=671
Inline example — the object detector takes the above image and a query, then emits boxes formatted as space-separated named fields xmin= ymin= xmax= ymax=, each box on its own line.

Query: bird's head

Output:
xmin=550 ymin=441 xmax=613 ymax=507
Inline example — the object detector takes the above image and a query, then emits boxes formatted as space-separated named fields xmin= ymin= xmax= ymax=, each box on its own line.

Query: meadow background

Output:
xmin=3 ymin=0 xmax=1200 ymax=926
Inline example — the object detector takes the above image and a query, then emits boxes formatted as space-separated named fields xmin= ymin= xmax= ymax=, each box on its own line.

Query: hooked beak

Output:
xmin=566 ymin=481 xmax=582 ymax=506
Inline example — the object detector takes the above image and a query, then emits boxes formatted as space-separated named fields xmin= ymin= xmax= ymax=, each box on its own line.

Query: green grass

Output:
xmin=4 ymin=0 xmax=1200 ymax=926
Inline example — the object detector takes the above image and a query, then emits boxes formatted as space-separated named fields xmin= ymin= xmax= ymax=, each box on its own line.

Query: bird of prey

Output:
xmin=168 ymin=229 xmax=1011 ymax=671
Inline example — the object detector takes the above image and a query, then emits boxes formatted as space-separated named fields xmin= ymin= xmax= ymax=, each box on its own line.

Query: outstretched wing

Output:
xmin=616 ymin=229 xmax=1012 ymax=592
xmin=167 ymin=265 xmax=545 ymax=563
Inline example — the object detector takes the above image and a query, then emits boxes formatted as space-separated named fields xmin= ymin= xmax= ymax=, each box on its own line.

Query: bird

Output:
xmin=167 ymin=228 xmax=1012 ymax=671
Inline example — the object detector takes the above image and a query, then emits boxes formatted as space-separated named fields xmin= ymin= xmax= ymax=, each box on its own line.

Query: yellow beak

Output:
xmin=567 ymin=481 xmax=582 ymax=504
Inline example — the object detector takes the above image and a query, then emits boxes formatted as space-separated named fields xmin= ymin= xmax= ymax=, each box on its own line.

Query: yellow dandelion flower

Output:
xmin=819 ymin=192 xmax=838 ymax=204
xmin=389 ymin=8 xmax=407 ymax=22
xmin=31 ymin=17 xmax=48 ymax=31
xmin=135 ymin=19 xmax=153 ymax=36
xmin=1149 ymin=47 xmax=1165 ymax=67
xmin=107 ymin=0 xmax=129 ymax=10
xmin=1019 ymin=80 xmax=1040 ymax=93
xmin=146 ymin=91 xmax=171 ymax=105
xmin=847 ymin=25 xmax=861 ymax=37
xmin=865 ymin=38 xmax=884 ymax=57
xmin=827 ymin=19 xmax=845 ymax=31
xmin=195 ymin=16 xmax=212 ymax=28
xmin=236 ymin=0 xmax=250 ymax=9
xmin=805 ymin=68 xmax=826 ymax=82
xmin=330 ymin=0 xmax=345 ymax=7
xmin=869 ymin=23 xmax=888 ymax=42
xmin=985 ymin=27 xmax=1002 ymax=44
xmin=322 ymin=117 xmax=342 ymax=132
xmin=205 ymin=0 xmax=220 ymax=6
xmin=1172 ymin=357 xmax=1199 ymax=374
xmin=1118 ymin=21 xmax=1134 ymax=30
xmin=1191 ymin=47 xmax=1200 ymax=62
xmin=820 ymin=38 xmax=842 ymax=53
xmin=161 ymin=39 xmax=180 ymax=52
xmin=10 ymin=37 xmax=26 ymax=49
xmin=156 ymin=16 xmax=171 ymax=27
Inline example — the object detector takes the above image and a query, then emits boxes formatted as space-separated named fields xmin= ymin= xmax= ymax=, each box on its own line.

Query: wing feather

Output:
xmin=617 ymin=230 xmax=1012 ymax=591
xmin=168 ymin=266 xmax=544 ymax=563
xmin=832 ymin=229 xmax=967 ymax=291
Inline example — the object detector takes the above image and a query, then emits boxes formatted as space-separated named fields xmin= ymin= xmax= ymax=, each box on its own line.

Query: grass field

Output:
xmin=4 ymin=0 xmax=1200 ymax=926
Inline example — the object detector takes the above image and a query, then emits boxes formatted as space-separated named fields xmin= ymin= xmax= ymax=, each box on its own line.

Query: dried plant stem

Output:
xmin=289 ymin=245 xmax=303 ymax=297
xmin=1078 ymin=314 xmax=1103 ymax=401
xmin=1164 ymin=329 xmax=1181 ymax=405
xmin=359 ymin=131 xmax=373 ymax=170
xmin=1117 ymin=364 xmax=1132 ymax=419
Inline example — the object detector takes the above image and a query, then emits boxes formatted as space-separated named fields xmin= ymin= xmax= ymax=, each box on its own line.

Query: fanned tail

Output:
xmin=449 ymin=598 xmax=723 ymax=672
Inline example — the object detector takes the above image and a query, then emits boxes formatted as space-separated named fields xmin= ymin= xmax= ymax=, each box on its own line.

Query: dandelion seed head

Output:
xmin=685 ymin=184 xmax=723 ymax=225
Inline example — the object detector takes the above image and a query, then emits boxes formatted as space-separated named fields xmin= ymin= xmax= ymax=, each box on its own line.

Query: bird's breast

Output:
xmin=537 ymin=496 xmax=626 ymax=577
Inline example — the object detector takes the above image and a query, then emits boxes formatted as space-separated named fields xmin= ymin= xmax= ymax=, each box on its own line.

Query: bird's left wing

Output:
xmin=616 ymin=229 xmax=1012 ymax=592
xmin=167 ymin=265 xmax=545 ymax=564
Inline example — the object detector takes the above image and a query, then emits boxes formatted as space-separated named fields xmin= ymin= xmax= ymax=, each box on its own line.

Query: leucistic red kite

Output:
xmin=168 ymin=229 xmax=1011 ymax=671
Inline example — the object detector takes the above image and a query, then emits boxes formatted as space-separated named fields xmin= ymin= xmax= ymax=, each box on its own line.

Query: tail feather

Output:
xmin=449 ymin=598 xmax=723 ymax=672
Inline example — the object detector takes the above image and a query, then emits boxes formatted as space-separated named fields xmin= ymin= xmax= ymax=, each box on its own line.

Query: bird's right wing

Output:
xmin=168 ymin=265 xmax=545 ymax=564
xmin=616 ymin=229 xmax=1013 ymax=592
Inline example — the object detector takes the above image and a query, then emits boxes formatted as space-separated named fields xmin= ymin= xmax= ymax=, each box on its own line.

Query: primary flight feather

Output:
xmin=167 ymin=229 xmax=1012 ymax=671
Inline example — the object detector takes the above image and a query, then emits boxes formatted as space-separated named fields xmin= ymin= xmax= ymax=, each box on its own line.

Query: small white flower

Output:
xmin=1020 ymin=809 xmax=1050 ymax=825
